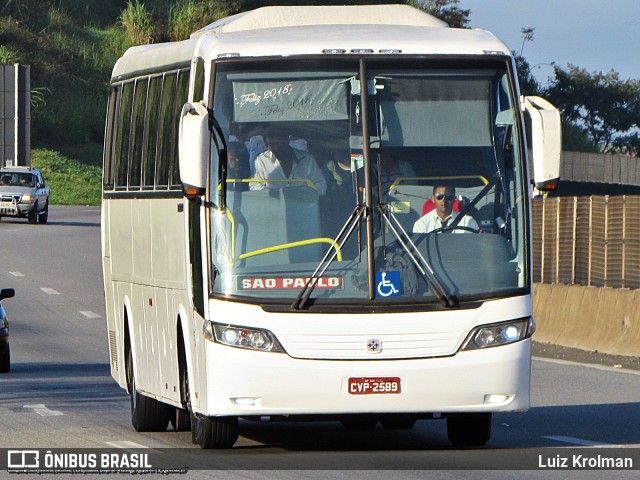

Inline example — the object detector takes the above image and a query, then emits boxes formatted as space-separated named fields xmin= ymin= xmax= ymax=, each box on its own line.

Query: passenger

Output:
xmin=0 ymin=176 xmax=10 ymax=185
xmin=288 ymin=135 xmax=309 ymax=152
xmin=325 ymin=148 xmax=356 ymax=197
xmin=19 ymin=175 xmax=33 ymax=187
xmin=245 ymin=134 xmax=266 ymax=176
xmin=378 ymin=151 xmax=416 ymax=195
xmin=412 ymin=185 xmax=479 ymax=233
xmin=250 ymin=125 xmax=327 ymax=196
xmin=226 ymin=141 xmax=250 ymax=191
xmin=321 ymin=147 xmax=365 ymax=258
xmin=244 ymin=131 xmax=310 ymax=176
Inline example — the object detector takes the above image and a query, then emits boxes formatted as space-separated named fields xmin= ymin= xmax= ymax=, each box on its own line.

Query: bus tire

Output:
xmin=446 ymin=413 xmax=492 ymax=447
xmin=126 ymin=347 xmax=170 ymax=432
xmin=173 ymin=335 xmax=192 ymax=432
xmin=192 ymin=414 xmax=238 ymax=449
xmin=171 ymin=408 xmax=191 ymax=432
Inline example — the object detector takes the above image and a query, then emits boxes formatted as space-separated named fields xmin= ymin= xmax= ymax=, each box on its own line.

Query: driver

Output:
xmin=412 ymin=185 xmax=479 ymax=233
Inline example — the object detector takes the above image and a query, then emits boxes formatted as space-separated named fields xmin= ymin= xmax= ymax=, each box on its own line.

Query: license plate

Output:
xmin=348 ymin=377 xmax=401 ymax=395
xmin=0 ymin=206 xmax=17 ymax=214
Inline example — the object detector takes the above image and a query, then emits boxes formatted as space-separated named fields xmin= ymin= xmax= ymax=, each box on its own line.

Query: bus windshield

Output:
xmin=209 ymin=58 xmax=527 ymax=307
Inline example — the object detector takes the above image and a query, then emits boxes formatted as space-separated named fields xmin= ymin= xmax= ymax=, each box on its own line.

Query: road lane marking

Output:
xmin=534 ymin=356 xmax=640 ymax=376
xmin=9 ymin=272 xmax=24 ymax=277
xmin=80 ymin=310 xmax=101 ymax=319
xmin=105 ymin=441 xmax=163 ymax=453
xmin=40 ymin=288 xmax=60 ymax=295
xmin=23 ymin=404 xmax=64 ymax=417
xmin=545 ymin=436 xmax=611 ymax=447
xmin=544 ymin=435 xmax=640 ymax=448
xmin=106 ymin=441 xmax=149 ymax=449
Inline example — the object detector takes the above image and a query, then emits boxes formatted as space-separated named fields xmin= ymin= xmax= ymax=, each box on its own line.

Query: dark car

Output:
xmin=0 ymin=288 xmax=15 ymax=373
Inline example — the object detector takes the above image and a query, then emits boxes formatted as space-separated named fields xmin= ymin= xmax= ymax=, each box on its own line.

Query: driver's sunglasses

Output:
xmin=435 ymin=193 xmax=456 ymax=201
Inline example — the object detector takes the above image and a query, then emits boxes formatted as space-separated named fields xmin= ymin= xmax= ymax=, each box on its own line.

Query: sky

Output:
xmin=460 ymin=0 xmax=640 ymax=84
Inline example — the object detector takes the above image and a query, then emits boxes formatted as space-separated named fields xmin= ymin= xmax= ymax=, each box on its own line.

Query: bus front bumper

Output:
xmin=198 ymin=339 xmax=531 ymax=417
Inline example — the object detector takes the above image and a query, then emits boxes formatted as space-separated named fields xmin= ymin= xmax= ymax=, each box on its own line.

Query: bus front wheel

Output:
xmin=171 ymin=343 xmax=191 ymax=432
xmin=191 ymin=414 xmax=238 ymax=449
xmin=446 ymin=413 xmax=492 ymax=447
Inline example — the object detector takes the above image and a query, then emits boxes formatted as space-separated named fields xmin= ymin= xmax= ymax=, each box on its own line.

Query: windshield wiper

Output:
xmin=448 ymin=177 xmax=500 ymax=234
xmin=292 ymin=205 xmax=366 ymax=310
xmin=378 ymin=204 xmax=457 ymax=308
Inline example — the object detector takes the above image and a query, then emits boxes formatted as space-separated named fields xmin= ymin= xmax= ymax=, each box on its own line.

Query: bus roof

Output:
xmin=197 ymin=24 xmax=507 ymax=58
xmin=112 ymin=5 xmax=510 ymax=82
xmin=191 ymin=5 xmax=448 ymax=37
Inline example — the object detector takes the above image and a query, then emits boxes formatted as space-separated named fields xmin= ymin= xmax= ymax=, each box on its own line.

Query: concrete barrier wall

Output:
xmin=533 ymin=283 xmax=640 ymax=357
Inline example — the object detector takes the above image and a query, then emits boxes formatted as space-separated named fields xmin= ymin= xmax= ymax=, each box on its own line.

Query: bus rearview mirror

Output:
xmin=179 ymin=102 xmax=209 ymax=197
xmin=522 ymin=96 xmax=562 ymax=191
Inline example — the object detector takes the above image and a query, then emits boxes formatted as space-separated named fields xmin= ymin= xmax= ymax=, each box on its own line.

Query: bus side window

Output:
xmin=115 ymin=82 xmax=134 ymax=189
xmin=103 ymin=88 xmax=118 ymax=190
xmin=170 ymin=69 xmax=190 ymax=188
xmin=142 ymin=76 xmax=162 ymax=189
xmin=129 ymin=77 xmax=148 ymax=190
xmin=156 ymin=73 xmax=177 ymax=188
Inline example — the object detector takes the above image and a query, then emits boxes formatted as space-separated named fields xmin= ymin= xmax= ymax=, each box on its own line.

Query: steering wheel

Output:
xmin=430 ymin=225 xmax=480 ymax=234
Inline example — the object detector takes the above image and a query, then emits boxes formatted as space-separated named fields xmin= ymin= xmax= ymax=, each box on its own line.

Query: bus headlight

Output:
xmin=206 ymin=322 xmax=285 ymax=353
xmin=461 ymin=318 xmax=534 ymax=351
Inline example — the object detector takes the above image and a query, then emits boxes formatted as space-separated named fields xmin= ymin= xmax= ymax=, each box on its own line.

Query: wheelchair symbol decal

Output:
xmin=375 ymin=271 xmax=402 ymax=298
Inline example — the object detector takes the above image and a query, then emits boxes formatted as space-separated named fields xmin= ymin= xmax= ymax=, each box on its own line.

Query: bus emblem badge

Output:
xmin=367 ymin=339 xmax=381 ymax=353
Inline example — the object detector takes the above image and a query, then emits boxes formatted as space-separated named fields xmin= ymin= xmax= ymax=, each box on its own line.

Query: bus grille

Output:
xmin=279 ymin=331 xmax=463 ymax=360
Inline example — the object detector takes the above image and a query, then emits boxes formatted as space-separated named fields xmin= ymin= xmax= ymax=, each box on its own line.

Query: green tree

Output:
xmin=560 ymin=122 xmax=599 ymax=153
xmin=511 ymin=26 xmax=542 ymax=96
xmin=406 ymin=0 xmax=470 ymax=27
xmin=513 ymin=54 xmax=541 ymax=96
xmin=519 ymin=27 xmax=535 ymax=56
xmin=545 ymin=65 xmax=640 ymax=153
xmin=614 ymin=132 xmax=640 ymax=157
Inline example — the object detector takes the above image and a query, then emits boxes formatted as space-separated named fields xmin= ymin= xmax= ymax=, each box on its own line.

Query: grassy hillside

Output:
xmin=1 ymin=1 xmax=133 ymax=146
xmin=32 ymin=149 xmax=102 ymax=206
xmin=2 ymin=0 xmax=406 ymax=147
xmin=0 ymin=0 xmax=421 ymax=204
xmin=1 ymin=0 xmax=353 ymax=152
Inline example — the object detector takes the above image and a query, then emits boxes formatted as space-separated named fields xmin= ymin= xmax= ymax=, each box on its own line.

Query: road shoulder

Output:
xmin=533 ymin=341 xmax=640 ymax=371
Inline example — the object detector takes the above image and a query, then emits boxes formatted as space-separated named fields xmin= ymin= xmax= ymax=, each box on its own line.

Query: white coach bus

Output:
xmin=102 ymin=5 xmax=561 ymax=449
